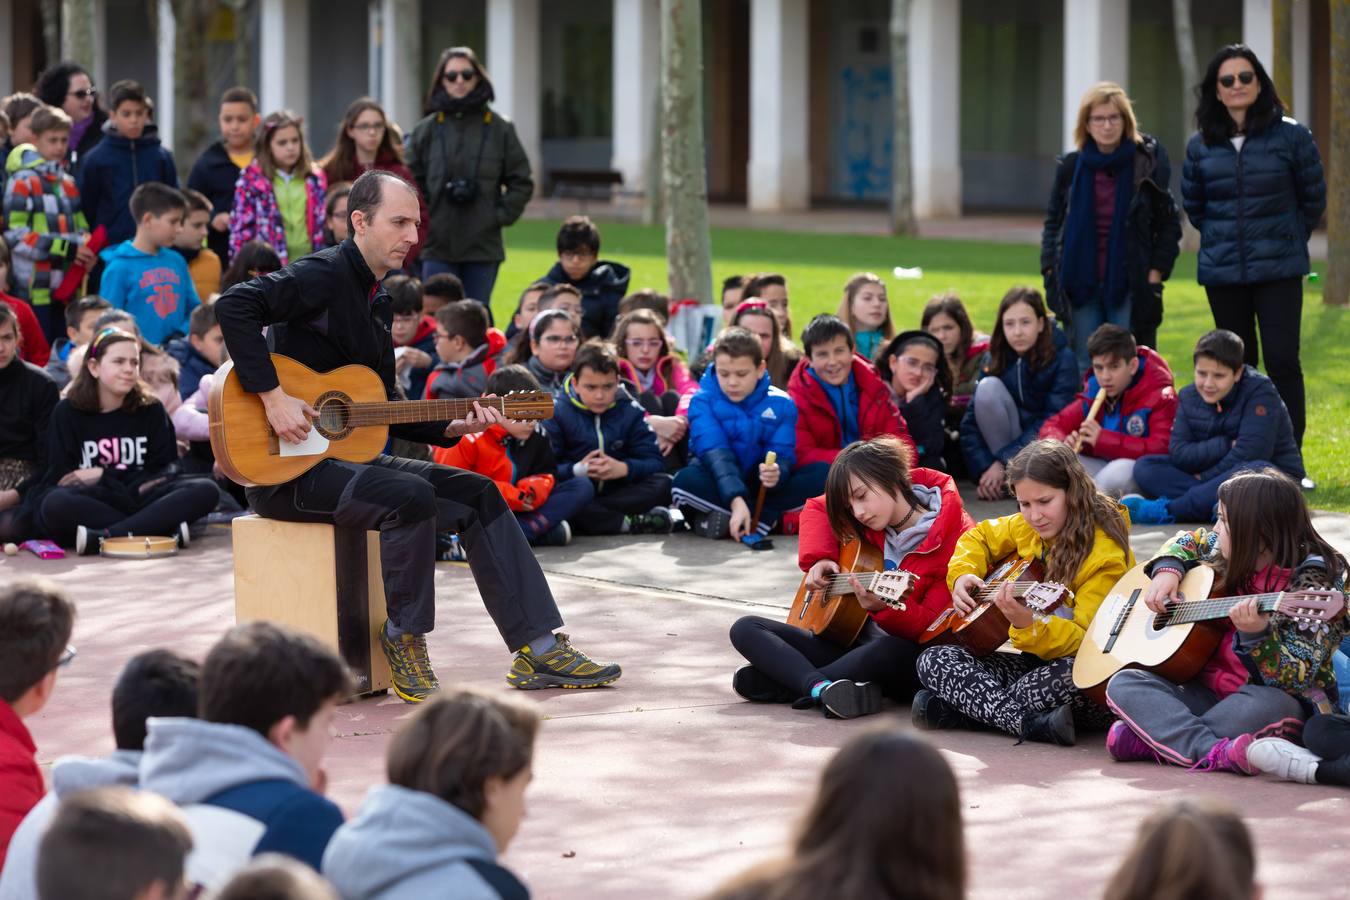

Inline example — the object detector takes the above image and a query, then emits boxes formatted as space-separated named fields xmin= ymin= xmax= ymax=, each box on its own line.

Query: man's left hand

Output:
xmin=445 ymin=399 xmax=506 ymax=438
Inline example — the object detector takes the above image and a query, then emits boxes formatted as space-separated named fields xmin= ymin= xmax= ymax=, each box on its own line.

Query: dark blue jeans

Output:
xmin=672 ymin=460 xmax=822 ymax=534
xmin=420 ymin=259 xmax=501 ymax=318
xmin=1133 ymin=456 xmax=1273 ymax=522
xmin=517 ymin=475 xmax=594 ymax=541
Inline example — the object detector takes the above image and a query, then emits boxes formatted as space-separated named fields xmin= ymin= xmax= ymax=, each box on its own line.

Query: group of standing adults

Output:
xmin=1041 ymin=43 xmax=1324 ymax=483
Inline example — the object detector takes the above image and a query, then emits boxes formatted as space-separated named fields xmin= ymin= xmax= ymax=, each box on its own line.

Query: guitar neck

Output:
xmin=1162 ymin=592 xmax=1284 ymax=625
xmin=973 ymin=580 xmax=1050 ymax=603
xmin=342 ymin=397 xmax=513 ymax=427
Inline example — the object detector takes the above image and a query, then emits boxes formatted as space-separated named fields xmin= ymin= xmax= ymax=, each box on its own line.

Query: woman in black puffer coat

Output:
xmin=1181 ymin=44 xmax=1325 ymax=455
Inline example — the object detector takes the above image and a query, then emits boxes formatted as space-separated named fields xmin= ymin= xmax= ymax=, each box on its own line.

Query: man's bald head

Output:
xmin=349 ymin=170 xmax=421 ymax=279
xmin=347 ymin=170 xmax=418 ymax=236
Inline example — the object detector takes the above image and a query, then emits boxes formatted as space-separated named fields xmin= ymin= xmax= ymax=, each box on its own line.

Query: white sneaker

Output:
xmin=75 ymin=525 xmax=91 ymax=556
xmin=1247 ymin=737 xmax=1319 ymax=784
xmin=1301 ymin=476 xmax=1317 ymax=492
xmin=177 ymin=521 xmax=191 ymax=549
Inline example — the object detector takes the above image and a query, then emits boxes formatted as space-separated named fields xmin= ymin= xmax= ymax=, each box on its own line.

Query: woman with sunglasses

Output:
xmin=1041 ymin=82 xmax=1182 ymax=372
xmin=408 ymin=47 xmax=533 ymax=307
xmin=875 ymin=331 xmax=951 ymax=472
xmin=1182 ymin=44 xmax=1324 ymax=488
xmin=34 ymin=61 xmax=106 ymax=173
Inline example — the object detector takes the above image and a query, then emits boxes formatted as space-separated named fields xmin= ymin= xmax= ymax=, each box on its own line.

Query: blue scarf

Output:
xmin=1060 ymin=138 xmax=1134 ymax=310
xmin=815 ymin=369 xmax=859 ymax=446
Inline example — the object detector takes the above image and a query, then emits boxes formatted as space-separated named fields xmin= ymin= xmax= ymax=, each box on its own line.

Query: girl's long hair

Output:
xmin=1195 ymin=44 xmax=1284 ymax=146
xmin=320 ymin=97 xmax=406 ymax=184
xmin=875 ymin=331 xmax=953 ymax=400
xmin=611 ymin=308 xmax=671 ymax=363
xmin=834 ymin=273 xmax=894 ymax=350
xmin=733 ymin=302 xmax=790 ymax=388
xmin=921 ymin=291 xmax=975 ymax=367
xmin=824 ymin=438 xmax=923 ymax=544
xmin=220 ymin=240 xmax=283 ymax=293
xmin=67 ymin=328 xmax=157 ymax=414
xmin=1102 ymin=800 xmax=1256 ymax=900
xmin=503 ymin=309 xmax=578 ymax=366
xmin=1005 ymin=440 xmax=1131 ymax=586
xmin=256 ymin=110 xmax=316 ymax=181
xmin=708 ymin=728 xmax=965 ymax=900
xmin=1216 ymin=467 xmax=1348 ymax=594
xmin=986 ymin=286 xmax=1055 ymax=376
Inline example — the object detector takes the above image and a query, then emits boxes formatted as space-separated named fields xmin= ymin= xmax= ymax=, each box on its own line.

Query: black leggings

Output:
xmin=729 ymin=615 xmax=922 ymax=700
xmin=39 ymin=478 xmax=220 ymax=546
xmin=1304 ymin=713 xmax=1350 ymax=786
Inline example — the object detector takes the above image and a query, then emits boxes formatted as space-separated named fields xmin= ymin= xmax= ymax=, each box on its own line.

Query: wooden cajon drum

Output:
xmin=231 ymin=515 xmax=392 ymax=696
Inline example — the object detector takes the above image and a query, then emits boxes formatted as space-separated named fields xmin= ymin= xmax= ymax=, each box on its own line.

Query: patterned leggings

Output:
xmin=916 ymin=645 xmax=1114 ymax=737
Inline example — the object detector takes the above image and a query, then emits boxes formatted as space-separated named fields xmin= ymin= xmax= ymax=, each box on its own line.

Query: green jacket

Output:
xmin=407 ymin=107 xmax=533 ymax=264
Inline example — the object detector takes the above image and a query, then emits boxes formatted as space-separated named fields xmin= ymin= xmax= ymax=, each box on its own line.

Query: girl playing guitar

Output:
xmin=914 ymin=440 xmax=1133 ymax=744
xmin=729 ymin=437 xmax=973 ymax=719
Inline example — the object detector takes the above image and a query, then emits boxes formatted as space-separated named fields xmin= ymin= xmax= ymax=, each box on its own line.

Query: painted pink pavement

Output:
xmin=4 ymin=521 xmax=1350 ymax=899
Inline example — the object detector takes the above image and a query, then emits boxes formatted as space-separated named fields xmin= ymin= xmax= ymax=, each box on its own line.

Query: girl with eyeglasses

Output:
xmin=502 ymin=309 xmax=580 ymax=395
xmin=875 ymin=331 xmax=950 ymax=472
xmin=1182 ymin=44 xmax=1324 ymax=489
xmin=1041 ymin=81 xmax=1181 ymax=372
xmin=408 ymin=47 xmax=533 ymax=307
xmin=612 ymin=308 xmax=696 ymax=468
xmin=319 ymin=98 xmax=426 ymax=268
xmin=229 ymin=110 xmax=328 ymax=265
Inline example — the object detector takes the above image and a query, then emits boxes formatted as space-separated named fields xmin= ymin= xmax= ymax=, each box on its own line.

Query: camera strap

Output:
xmin=467 ymin=110 xmax=491 ymax=182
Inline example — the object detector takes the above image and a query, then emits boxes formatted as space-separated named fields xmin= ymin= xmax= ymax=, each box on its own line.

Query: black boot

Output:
xmin=911 ymin=688 xmax=979 ymax=731
xmin=819 ymin=680 xmax=883 ymax=719
xmin=1019 ymin=704 xmax=1076 ymax=746
xmin=732 ymin=666 xmax=796 ymax=703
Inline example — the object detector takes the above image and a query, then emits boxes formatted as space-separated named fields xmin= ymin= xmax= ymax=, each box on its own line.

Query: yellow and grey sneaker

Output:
xmin=379 ymin=622 xmax=441 ymax=703
xmin=507 ymin=633 xmax=622 ymax=690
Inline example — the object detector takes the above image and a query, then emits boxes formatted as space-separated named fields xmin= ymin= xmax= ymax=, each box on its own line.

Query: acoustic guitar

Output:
xmin=209 ymin=355 xmax=554 ymax=487
xmin=1073 ymin=563 xmax=1346 ymax=702
xmin=918 ymin=553 xmax=1074 ymax=656
xmin=786 ymin=538 xmax=916 ymax=645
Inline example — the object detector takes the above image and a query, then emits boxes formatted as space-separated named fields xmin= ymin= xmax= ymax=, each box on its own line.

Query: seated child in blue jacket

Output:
xmin=1124 ymin=329 xmax=1305 ymax=524
xmin=543 ymin=341 xmax=673 ymax=535
xmin=672 ymin=327 xmax=813 ymax=541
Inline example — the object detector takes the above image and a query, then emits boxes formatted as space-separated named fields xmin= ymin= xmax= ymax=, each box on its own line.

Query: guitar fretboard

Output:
xmin=1156 ymin=592 xmax=1284 ymax=626
xmin=341 ymin=396 xmax=528 ymax=427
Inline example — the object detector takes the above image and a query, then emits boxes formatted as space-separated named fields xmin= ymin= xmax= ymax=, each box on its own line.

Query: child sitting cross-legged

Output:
xmin=672 ymin=327 xmax=814 ymax=541
xmin=613 ymin=308 xmax=696 ymax=467
xmin=433 ymin=364 xmax=591 ymax=548
xmin=424 ymin=300 xmax=507 ymax=400
xmin=543 ymin=341 xmax=674 ymax=535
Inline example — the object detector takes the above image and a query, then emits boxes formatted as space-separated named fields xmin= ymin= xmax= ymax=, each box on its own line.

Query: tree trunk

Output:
xmin=1273 ymin=0 xmax=1294 ymax=114
xmin=659 ymin=0 xmax=713 ymax=304
xmin=1326 ymin=0 xmax=1350 ymax=306
xmin=228 ymin=0 xmax=254 ymax=88
xmin=40 ymin=0 xmax=61 ymax=67
xmin=644 ymin=85 xmax=664 ymax=226
xmin=169 ymin=0 xmax=215 ymax=178
xmin=1172 ymin=0 xmax=1201 ymax=251
xmin=889 ymin=0 xmax=915 ymax=236
xmin=61 ymin=0 xmax=97 ymax=70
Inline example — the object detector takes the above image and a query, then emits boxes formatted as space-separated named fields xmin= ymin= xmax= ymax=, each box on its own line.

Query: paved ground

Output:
xmin=5 ymin=499 xmax=1350 ymax=899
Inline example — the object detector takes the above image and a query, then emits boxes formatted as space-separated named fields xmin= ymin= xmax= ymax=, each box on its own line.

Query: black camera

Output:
xmin=444 ymin=178 xmax=479 ymax=205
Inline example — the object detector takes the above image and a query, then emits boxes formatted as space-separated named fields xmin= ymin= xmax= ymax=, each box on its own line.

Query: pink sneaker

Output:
xmin=1106 ymin=720 xmax=1164 ymax=763
xmin=1191 ymin=734 xmax=1257 ymax=775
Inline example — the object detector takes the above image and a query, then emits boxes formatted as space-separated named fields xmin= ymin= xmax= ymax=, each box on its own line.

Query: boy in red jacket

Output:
xmin=0 ymin=579 xmax=75 ymax=867
xmin=787 ymin=315 xmax=914 ymax=499
xmin=728 ymin=437 xmax=972 ymax=720
xmin=1039 ymin=324 xmax=1177 ymax=496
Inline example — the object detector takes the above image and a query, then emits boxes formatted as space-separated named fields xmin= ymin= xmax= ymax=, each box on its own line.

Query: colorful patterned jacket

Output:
xmin=3 ymin=145 xmax=88 ymax=309
xmin=228 ymin=160 xmax=327 ymax=264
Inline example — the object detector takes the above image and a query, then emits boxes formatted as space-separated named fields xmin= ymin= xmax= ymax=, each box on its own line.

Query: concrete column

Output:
xmin=486 ymin=0 xmax=541 ymax=179
xmin=1061 ymin=0 xmax=1129 ymax=151
xmin=155 ymin=0 xmax=175 ymax=150
xmin=1242 ymin=0 xmax=1273 ymax=70
xmin=259 ymin=0 xmax=310 ymax=121
xmin=93 ymin=0 xmax=107 ymax=92
xmin=909 ymin=0 xmax=961 ymax=218
xmin=0 ymin=0 xmax=13 ymax=98
xmin=748 ymin=0 xmax=809 ymax=211
xmin=380 ymin=0 xmax=423 ymax=134
xmin=1292 ymin=0 xmax=1311 ymax=121
xmin=611 ymin=0 xmax=660 ymax=191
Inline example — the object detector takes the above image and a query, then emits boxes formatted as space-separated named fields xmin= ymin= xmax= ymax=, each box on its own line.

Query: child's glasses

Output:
xmin=625 ymin=339 xmax=663 ymax=350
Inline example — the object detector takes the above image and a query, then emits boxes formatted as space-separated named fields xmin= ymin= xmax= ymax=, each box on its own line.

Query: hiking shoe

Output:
xmin=379 ymin=623 xmax=440 ymax=703
xmin=507 ymin=633 xmax=622 ymax=689
xmin=1020 ymin=704 xmax=1076 ymax=746
xmin=820 ymin=680 xmax=883 ymax=719
xmin=689 ymin=508 xmax=731 ymax=539
xmin=732 ymin=666 xmax=795 ymax=703
xmin=626 ymin=507 xmax=675 ymax=535
xmin=1247 ymin=737 xmax=1319 ymax=783
xmin=1106 ymin=720 xmax=1163 ymax=763
xmin=911 ymin=688 xmax=978 ymax=731
xmin=533 ymin=521 xmax=572 ymax=547
xmin=1191 ymin=734 xmax=1257 ymax=774
xmin=1121 ymin=494 xmax=1175 ymax=525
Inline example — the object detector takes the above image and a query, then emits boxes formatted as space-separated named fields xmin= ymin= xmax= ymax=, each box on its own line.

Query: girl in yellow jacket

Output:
xmin=914 ymin=440 xmax=1133 ymax=745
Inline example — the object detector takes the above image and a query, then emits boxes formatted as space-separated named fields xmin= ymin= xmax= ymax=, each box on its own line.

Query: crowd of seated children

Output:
xmin=41 ymin=294 xmax=108 ymax=389
xmin=98 ymin=183 xmax=200 ymax=346
xmin=725 ymin=299 xmax=800 ymax=390
xmin=167 ymin=302 xmax=226 ymax=400
xmin=385 ymin=275 xmax=436 ymax=400
xmin=502 ymin=307 xmax=580 ymax=395
xmin=1039 ymin=323 xmax=1177 ymax=496
xmin=788 ymin=313 xmax=914 ymax=499
xmin=1124 ymin=328 xmax=1305 ymax=525
xmin=435 ymin=364 xmax=589 ymax=547
xmin=720 ymin=275 xmax=746 ymax=326
xmin=672 ymin=327 xmax=807 ymax=541
xmin=421 ymin=271 xmax=465 ymax=317
xmin=543 ymin=341 xmax=673 ymax=535
xmin=539 ymin=215 xmax=630 ymax=340
xmin=729 ymin=438 xmax=972 ymax=719
xmin=612 ymin=308 xmax=696 ymax=467
xmin=741 ymin=272 xmax=793 ymax=342
xmin=875 ymin=331 xmax=949 ymax=471
xmin=425 ymin=299 xmax=507 ymax=400
xmin=922 ymin=292 xmax=988 ymax=470
xmin=505 ymin=280 xmax=549 ymax=341
xmin=834 ymin=272 xmax=893 ymax=361
xmin=960 ymin=286 xmax=1078 ymax=501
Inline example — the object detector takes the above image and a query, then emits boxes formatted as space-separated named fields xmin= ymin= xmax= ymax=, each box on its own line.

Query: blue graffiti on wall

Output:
xmin=838 ymin=65 xmax=892 ymax=200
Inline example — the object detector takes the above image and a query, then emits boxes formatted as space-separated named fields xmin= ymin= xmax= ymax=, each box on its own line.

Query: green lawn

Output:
xmin=493 ymin=219 xmax=1350 ymax=512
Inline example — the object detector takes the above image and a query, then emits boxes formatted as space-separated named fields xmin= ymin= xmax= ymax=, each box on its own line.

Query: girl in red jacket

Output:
xmin=729 ymin=437 xmax=974 ymax=719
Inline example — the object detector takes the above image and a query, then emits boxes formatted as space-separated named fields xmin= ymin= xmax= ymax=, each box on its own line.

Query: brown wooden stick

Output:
xmin=749 ymin=451 xmax=778 ymax=534
xmin=1074 ymin=388 xmax=1108 ymax=453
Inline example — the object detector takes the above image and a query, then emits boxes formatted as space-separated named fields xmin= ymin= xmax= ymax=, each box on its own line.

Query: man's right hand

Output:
xmin=262 ymin=387 xmax=317 ymax=444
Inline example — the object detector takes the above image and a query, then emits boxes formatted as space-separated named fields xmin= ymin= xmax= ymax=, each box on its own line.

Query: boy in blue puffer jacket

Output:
xmin=543 ymin=341 xmax=673 ymax=535
xmin=1125 ymin=329 xmax=1304 ymax=524
xmin=673 ymin=327 xmax=813 ymax=541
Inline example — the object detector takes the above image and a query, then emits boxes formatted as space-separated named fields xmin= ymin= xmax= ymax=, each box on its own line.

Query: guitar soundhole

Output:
xmin=314 ymin=392 xmax=355 ymax=440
